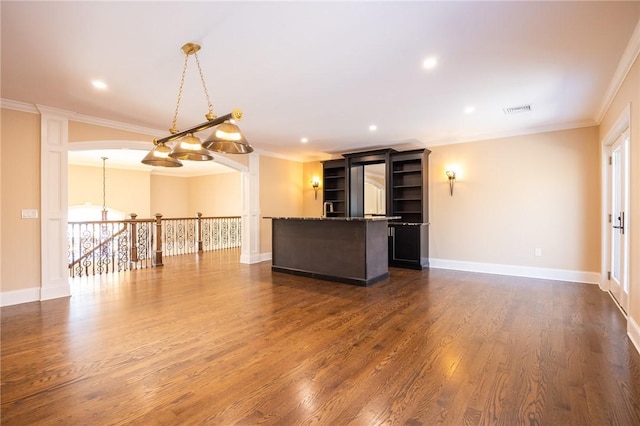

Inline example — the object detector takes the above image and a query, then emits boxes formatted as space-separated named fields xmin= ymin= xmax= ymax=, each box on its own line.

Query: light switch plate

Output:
xmin=21 ymin=209 xmax=38 ymax=219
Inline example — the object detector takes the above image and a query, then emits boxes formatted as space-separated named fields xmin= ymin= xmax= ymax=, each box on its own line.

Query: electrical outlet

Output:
xmin=534 ymin=248 xmax=542 ymax=257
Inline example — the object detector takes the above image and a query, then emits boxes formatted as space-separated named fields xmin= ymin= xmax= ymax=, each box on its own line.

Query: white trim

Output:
xmin=595 ymin=19 xmax=640 ymax=124
xmin=429 ymin=258 xmax=600 ymax=284
xmin=70 ymin=112 xmax=164 ymax=138
xmin=600 ymin=105 xmax=631 ymax=303
xmin=425 ymin=119 xmax=597 ymax=148
xmin=68 ymin=140 xmax=152 ymax=151
xmin=38 ymin=108 xmax=72 ymax=302
xmin=241 ymin=252 xmax=272 ymax=264
xmin=0 ymin=287 xmax=41 ymax=307
xmin=629 ymin=316 xmax=640 ymax=356
xmin=602 ymin=104 xmax=632 ymax=146
xmin=40 ymin=284 xmax=72 ymax=302
xmin=0 ymin=98 xmax=38 ymax=114
xmin=253 ymin=147 xmax=311 ymax=163
xmin=240 ymin=153 xmax=261 ymax=265
xmin=1 ymin=98 xmax=165 ymax=137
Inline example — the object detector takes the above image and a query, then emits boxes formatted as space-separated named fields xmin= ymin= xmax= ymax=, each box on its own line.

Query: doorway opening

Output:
xmin=601 ymin=107 xmax=631 ymax=315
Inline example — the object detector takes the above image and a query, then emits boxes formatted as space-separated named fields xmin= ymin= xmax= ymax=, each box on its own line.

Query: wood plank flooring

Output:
xmin=2 ymin=249 xmax=640 ymax=425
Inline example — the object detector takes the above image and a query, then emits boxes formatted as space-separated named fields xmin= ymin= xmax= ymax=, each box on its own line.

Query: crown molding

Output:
xmin=424 ymin=119 xmax=597 ymax=148
xmin=1 ymin=98 xmax=165 ymax=137
xmin=594 ymin=18 xmax=640 ymax=124
xmin=70 ymin=112 xmax=164 ymax=138
xmin=0 ymin=98 xmax=39 ymax=114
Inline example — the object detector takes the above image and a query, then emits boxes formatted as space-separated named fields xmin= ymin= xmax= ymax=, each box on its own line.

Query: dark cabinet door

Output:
xmin=391 ymin=226 xmax=420 ymax=262
xmin=389 ymin=224 xmax=429 ymax=269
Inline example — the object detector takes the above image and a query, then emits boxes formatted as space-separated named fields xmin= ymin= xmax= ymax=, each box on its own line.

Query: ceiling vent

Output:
xmin=503 ymin=104 xmax=532 ymax=115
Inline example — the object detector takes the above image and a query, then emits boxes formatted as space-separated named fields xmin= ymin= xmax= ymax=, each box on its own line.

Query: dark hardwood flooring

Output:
xmin=2 ymin=249 xmax=639 ymax=425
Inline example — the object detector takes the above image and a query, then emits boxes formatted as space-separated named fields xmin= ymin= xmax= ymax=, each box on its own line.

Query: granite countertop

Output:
xmin=266 ymin=216 xmax=401 ymax=222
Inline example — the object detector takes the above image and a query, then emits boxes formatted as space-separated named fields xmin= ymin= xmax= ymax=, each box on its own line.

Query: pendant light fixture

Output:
xmin=141 ymin=142 xmax=183 ymax=167
xmin=141 ymin=42 xmax=252 ymax=167
xmin=202 ymin=120 xmax=253 ymax=154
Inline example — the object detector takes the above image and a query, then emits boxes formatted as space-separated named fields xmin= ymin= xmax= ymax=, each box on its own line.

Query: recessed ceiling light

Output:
xmin=369 ymin=124 xmax=377 ymax=132
xmin=91 ymin=80 xmax=108 ymax=90
xmin=300 ymin=137 xmax=308 ymax=143
xmin=464 ymin=106 xmax=475 ymax=114
xmin=422 ymin=56 xmax=437 ymax=70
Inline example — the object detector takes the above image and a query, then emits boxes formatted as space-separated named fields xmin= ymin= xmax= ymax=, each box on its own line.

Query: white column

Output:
xmin=38 ymin=106 xmax=71 ymax=300
xmin=240 ymin=152 xmax=262 ymax=264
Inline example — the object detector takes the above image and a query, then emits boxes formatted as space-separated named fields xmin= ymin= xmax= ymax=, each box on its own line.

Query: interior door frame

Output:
xmin=600 ymin=104 xmax=631 ymax=312
xmin=609 ymin=129 xmax=630 ymax=311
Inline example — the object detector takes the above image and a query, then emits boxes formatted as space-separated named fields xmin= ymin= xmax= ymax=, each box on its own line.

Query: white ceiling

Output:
xmin=2 ymin=1 xmax=639 ymax=169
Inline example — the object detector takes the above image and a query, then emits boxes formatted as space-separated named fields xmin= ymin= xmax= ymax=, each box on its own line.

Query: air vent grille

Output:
xmin=503 ymin=104 xmax=532 ymax=115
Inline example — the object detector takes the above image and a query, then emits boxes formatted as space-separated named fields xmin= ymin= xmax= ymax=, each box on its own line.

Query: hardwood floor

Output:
xmin=2 ymin=249 xmax=639 ymax=425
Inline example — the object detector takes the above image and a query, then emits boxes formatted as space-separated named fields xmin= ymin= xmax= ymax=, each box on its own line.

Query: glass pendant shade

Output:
xmin=169 ymin=133 xmax=214 ymax=161
xmin=141 ymin=143 xmax=183 ymax=167
xmin=202 ymin=121 xmax=253 ymax=154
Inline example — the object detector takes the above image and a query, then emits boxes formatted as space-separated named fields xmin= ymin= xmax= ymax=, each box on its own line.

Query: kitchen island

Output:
xmin=269 ymin=216 xmax=398 ymax=286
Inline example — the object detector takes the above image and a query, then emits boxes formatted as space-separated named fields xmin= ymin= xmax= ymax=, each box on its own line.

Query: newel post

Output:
xmin=129 ymin=213 xmax=138 ymax=263
xmin=155 ymin=213 xmax=163 ymax=266
xmin=197 ymin=212 xmax=203 ymax=252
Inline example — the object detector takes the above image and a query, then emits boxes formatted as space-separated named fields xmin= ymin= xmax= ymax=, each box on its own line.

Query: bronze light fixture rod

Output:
xmin=153 ymin=109 xmax=242 ymax=146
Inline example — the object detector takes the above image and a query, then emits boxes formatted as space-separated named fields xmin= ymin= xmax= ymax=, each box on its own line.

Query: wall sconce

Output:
xmin=446 ymin=170 xmax=456 ymax=196
xmin=311 ymin=177 xmax=321 ymax=200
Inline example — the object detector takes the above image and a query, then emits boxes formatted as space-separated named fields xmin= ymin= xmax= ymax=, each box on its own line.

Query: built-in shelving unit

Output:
xmin=321 ymin=148 xmax=430 ymax=269
xmin=390 ymin=152 xmax=428 ymax=224
xmin=322 ymin=159 xmax=346 ymax=217
xmin=389 ymin=149 xmax=430 ymax=269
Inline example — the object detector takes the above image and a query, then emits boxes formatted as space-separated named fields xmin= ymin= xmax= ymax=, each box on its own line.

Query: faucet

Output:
xmin=323 ymin=201 xmax=334 ymax=218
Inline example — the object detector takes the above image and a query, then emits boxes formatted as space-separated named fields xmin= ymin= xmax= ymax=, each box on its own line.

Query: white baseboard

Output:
xmin=1 ymin=287 xmax=40 ymax=307
xmin=40 ymin=284 xmax=71 ymax=301
xmin=629 ymin=316 xmax=640 ymax=356
xmin=1 ymin=283 xmax=71 ymax=307
xmin=429 ymin=258 xmax=600 ymax=284
xmin=240 ymin=252 xmax=272 ymax=264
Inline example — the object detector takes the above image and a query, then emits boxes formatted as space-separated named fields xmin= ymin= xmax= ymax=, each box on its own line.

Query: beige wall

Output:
xmin=429 ymin=126 xmax=601 ymax=272
xmin=1 ymin=109 xmax=41 ymax=292
xmin=150 ymin=175 xmax=190 ymax=217
xmin=69 ymin=121 xmax=155 ymax=143
xmin=260 ymin=156 xmax=303 ymax=253
xmin=599 ymin=55 xmax=640 ymax=332
xmin=69 ymin=169 xmax=242 ymax=219
xmin=188 ymin=173 xmax=242 ymax=217
xmin=69 ymin=165 xmax=151 ymax=217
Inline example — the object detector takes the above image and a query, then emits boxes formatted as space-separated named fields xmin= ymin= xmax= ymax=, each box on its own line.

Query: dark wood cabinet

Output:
xmin=322 ymin=159 xmax=346 ymax=217
xmin=390 ymin=149 xmax=429 ymax=223
xmin=322 ymin=148 xmax=430 ymax=269
xmin=389 ymin=149 xmax=430 ymax=269
xmin=388 ymin=223 xmax=429 ymax=269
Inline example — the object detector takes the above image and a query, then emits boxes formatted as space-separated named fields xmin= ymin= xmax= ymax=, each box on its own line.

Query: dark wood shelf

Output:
xmin=322 ymin=159 xmax=347 ymax=218
xmin=393 ymin=184 xmax=422 ymax=189
xmin=392 ymin=169 xmax=421 ymax=174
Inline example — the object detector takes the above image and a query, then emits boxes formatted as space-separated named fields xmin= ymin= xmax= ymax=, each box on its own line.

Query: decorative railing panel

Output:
xmin=67 ymin=219 xmax=154 ymax=277
xmin=163 ymin=218 xmax=198 ymax=256
xmin=68 ymin=214 xmax=241 ymax=277
xmin=200 ymin=216 xmax=242 ymax=251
